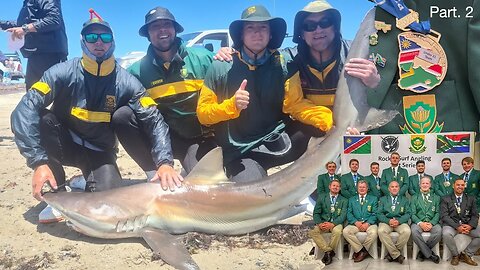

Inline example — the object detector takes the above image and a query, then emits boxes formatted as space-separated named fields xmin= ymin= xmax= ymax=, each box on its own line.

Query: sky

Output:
xmin=0 ymin=0 xmax=375 ymax=61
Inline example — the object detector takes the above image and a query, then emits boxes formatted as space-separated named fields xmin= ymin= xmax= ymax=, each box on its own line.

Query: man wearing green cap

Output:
xmin=116 ymin=6 xmax=216 ymax=179
xmin=197 ymin=5 xmax=301 ymax=180
xmin=10 ymin=10 xmax=180 ymax=223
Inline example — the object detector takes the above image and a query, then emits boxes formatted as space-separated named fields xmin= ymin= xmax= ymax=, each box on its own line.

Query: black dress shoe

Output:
xmin=395 ymin=255 xmax=405 ymax=264
xmin=321 ymin=253 xmax=328 ymax=263
xmin=385 ymin=253 xmax=394 ymax=262
xmin=416 ymin=252 xmax=425 ymax=261
xmin=324 ymin=251 xmax=334 ymax=265
xmin=429 ymin=254 xmax=440 ymax=264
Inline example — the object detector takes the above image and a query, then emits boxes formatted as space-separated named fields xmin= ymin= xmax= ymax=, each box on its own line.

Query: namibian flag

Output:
xmin=436 ymin=134 xmax=470 ymax=153
xmin=344 ymin=136 xmax=371 ymax=154
xmin=398 ymin=35 xmax=421 ymax=72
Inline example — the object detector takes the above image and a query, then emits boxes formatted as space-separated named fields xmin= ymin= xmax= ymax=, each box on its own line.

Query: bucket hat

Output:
xmin=292 ymin=0 xmax=341 ymax=43
xmin=139 ymin=7 xmax=184 ymax=37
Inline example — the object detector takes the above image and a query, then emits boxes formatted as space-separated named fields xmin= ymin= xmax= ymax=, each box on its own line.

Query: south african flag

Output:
xmin=436 ymin=134 xmax=470 ymax=153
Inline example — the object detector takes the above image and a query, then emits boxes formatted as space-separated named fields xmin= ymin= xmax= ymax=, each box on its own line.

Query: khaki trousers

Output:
xmin=308 ymin=224 xmax=343 ymax=252
xmin=343 ymin=224 xmax=378 ymax=253
xmin=378 ymin=223 xmax=411 ymax=259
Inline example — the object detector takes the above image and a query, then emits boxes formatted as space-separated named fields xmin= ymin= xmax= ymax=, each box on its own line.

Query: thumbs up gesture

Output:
xmin=234 ymin=79 xmax=249 ymax=111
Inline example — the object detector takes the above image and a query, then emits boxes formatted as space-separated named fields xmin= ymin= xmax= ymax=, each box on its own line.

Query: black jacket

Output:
xmin=441 ymin=193 xmax=479 ymax=229
xmin=11 ymin=55 xmax=173 ymax=169
xmin=0 ymin=0 xmax=68 ymax=58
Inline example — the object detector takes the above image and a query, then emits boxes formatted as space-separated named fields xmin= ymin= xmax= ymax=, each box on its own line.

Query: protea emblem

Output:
xmin=400 ymin=95 xmax=443 ymax=134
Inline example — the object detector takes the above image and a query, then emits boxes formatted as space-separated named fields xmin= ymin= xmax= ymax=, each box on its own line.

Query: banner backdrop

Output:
xmin=341 ymin=132 xmax=475 ymax=177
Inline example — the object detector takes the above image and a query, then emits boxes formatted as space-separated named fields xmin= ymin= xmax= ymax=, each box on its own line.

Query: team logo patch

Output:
xmin=397 ymin=31 xmax=447 ymax=93
xmin=381 ymin=135 xmax=399 ymax=153
xmin=246 ymin=6 xmax=256 ymax=16
xmin=401 ymin=95 xmax=443 ymax=134
xmin=409 ymin=134 xmax=426 ymax=154
xmin=344 ymin=136 xmax=371 ymax=154
xmin=180 ymin=67 xmax=188 ymax=79
xmin=436 ymin=134 xmax=470 ymax=153
xmin=105 ymin=95 xmax=116 ymax=112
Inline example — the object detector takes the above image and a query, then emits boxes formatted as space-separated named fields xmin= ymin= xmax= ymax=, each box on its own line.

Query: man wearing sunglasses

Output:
xmin=115 ymin=6 xmax=216 ymax=180
xmin=10 ymin=12 xmax=181 ymax=223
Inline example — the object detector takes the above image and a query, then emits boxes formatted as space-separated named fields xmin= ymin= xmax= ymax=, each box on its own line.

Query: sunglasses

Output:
xmin=302 ymin=18 xmax=334 ymax=32
xmin=84 ymin=33 xmax=113 ymax=43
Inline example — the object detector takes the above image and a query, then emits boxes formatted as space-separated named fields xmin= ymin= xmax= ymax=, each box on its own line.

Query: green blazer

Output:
xmin=312 ymin=193 xmax=348 ymax=225
xmin=410 ymin=192 xmax=440 ymax=225
xmin=377 ymin=195 xmax=411 ymax=224
xmin=433 ymin=171 xmax=459 ymax=197
xmin=408 ymin=174 xmax=433 ymax=196
xmin=347 ymin=194 xmax=378 ymax=225
xmin=317 ymin=173 xmax=341 ymax=197
xmin=460 ymin=169 xmax=480 ymax=207
xmin=367 ymin=0 xmax=480 ymax=135
xmin=340 ymin=172 xmax=364 ymax=199
xmin=365 ymin=174 xmax=382 ymax=198
xmin=380 ymin=166 xmax=409 ymax=196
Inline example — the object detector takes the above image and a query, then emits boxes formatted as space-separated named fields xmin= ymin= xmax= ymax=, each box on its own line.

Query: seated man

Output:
xmin=340 ymin=158 xmax=363 ymax=199
xmin=410 ymin=176 xmax=441 ymax=263
xmin=441 ymin=179 xmax=480 ymax=266
xmin=377 ymin=180 xmax=411 ymax=264
xmin=308 ymin=179 xmax=347 ymax=265
xmin=343 ymin=180 xmax=378 ymax=263
xmin=365 ymin=161 xmax=382 ymax=198
xmin=408 ymin=160 xmax=433 ymax=196
xmin=380 ymin=152 xmax=409 ymax=196
xmin=197 ymin=5 xmax=332 ymax=181
xmin=10 ymin=11 xmax=181 ymax=222
xmin=316 ymin=161 xmax=340 ymax=198
xmin=433 ymin=157 xmax=459 ymax=197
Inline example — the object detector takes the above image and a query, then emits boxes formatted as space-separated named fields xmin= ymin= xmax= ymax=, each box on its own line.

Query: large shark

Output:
xmin=43 ymin=9 xmax=397 ymax=270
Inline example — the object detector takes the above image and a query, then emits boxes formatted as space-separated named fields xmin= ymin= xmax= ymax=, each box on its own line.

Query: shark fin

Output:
xmin=184 ymin=147 xmax=231 ymax=185
xmin=141 ymin=228 xmax=200 ymax=270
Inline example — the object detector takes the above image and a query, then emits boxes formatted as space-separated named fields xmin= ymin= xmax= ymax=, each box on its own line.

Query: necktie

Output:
xmin=392 ymin=196 xmax=397 ymax=205
xmin=456 ymin=196 xmax=462 ymax=206
xmin=360 ymin=196 xmax=365 ymax=205
xmin=353 ymin=174 xmax=358 ymax=185
xmin=376 ymin=177 xmax=380 ymax=185
xmin=423 ymin=193 xmax=429 ymax=203
xmin=331 ymin=196 xmax=336 ymax=205
xmin=464 ymin=172 xmax=469 ymax=182
xmin=393 ymin=167 xmax=396 ymax=178
xmin=330 ymin=175 xmax=334 ymax=181
xmin=444 ymin=173 xmax=449 ymax=181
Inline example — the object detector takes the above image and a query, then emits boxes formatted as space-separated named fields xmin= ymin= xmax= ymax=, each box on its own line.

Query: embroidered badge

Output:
xmin=367 ymin=205 xmax=372 ymax=212
xmin=401 ymin=95 xmax=444 ymax=134
xmin=369 ymin=33 xmax=379 ymax=46
xmin=105 ymin=95 xmax=116 ymax=112
xmin=409 ymin=134 xmax=427 ymax=154
xmin=375 ymin=21 xmax=392 ymax=33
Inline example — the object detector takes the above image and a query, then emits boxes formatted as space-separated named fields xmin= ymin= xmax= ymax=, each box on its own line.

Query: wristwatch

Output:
xmin=21 ymin=24 xmax=29 ymax=33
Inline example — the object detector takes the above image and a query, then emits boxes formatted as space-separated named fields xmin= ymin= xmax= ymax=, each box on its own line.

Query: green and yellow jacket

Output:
xmin=433 ymin=171 xmax=459 ymax=197
xmin=313 ymin=193 xmax=348 ymax=225
xmin=317 ymin=173 xmax=341 ymax=197
xmin=380 ymin=166 xmax=409 ymax=196
xmin=196 ymin=50 xmax=288 ymax=162
xmin=408 ymin=173 xmax=433 ymax=196
xmin=410 ymin=191 xmax=440 ymax=225
xmin=365 ymin=174 xmax=382 ymax=198
xmin=340 ymin=172 xmax=364 ymax=199
xmin=377 ymin=194 xmax=411 ymax=224
xmin=128 ymin=40 xmax=214 ymax=139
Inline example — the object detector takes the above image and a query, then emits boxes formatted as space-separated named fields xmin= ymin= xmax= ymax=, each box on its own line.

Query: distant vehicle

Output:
xmin=118 ymin=29 xmax=233 ymax=69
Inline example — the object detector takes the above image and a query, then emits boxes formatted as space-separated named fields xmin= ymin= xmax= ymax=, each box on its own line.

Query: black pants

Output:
xmin=111 ymin=106 xmax=217 ymax=173
xmin=226 ymin=120 xmax=325 ymax=183
xmin=26 ymin=53 xmax=66 ymax=90
xmin=39 ymin=110 xmax=121 ymax=192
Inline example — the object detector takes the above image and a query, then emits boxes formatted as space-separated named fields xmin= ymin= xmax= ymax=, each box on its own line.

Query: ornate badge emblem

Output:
xmin=104 ymin=95 xmax=116 ymax=112
xmin=401 ymin=95 xmax=444 ymax=134
xmin=397 ymin=31 xmax=447 ymax=93
xmin=409 ymin=134 xmax=427 ymax=154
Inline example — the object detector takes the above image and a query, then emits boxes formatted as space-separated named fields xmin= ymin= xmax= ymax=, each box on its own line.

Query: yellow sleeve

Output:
xmin=196 ymin=85 xmax=240 ymax=125
xmin=283 ymin=72 xmax=333 ymax=131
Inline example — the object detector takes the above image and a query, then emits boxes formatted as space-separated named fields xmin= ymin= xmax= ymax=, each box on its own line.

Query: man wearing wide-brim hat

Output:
xmin=197 ymin=5 xmax=299 ymax=181
xmin=116 ymin=6 xmax=216 ymax=186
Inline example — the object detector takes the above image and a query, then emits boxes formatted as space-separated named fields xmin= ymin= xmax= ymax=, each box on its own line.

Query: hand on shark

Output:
xmin=344 ymin=58 xmax=380 ymax=88
xmin=32 ymin=164 xmax=57 ymax=201
xmin=150 ymin=164 xmax=184 ymax=191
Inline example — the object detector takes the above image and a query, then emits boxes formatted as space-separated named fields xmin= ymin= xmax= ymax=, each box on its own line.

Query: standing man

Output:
xmin=408 ymin=160 xmax=433 ymax=196
xmin=10 ymin=12 xmax=181 ymax=222
xmin=343 ymin=180 xmax=378 ymax=263
xmin=460 ymin=157 xmax=480 ymax=207
xmin=0 ymin=0 xmax=68 ymax=89
xmin=380 ymin=152 xmax=409 ymax=196
xmin=377 ymin=181 xmax=411 ymax=264
xmin=365 ymin=161 xmax=382 ymax=198
xmin=308 ymin=179 xmax=347 ymax=265
xmin=115 ymin=6 xmax=216 ymax=176
xmin=410 ymin=176 xmax=441 ymax=263
xmin=316 ymin=161 xmax=340 ymax=197
xmin=433 ymin=157 xmax=459 ymax=197
xmin=441 ymin=179 xmax=480 ymax=266
xmin=340 ymin=159 xmax=363 ymax=199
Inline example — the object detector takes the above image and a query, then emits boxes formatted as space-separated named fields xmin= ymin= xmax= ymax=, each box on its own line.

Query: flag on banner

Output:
xmin=344 ymin=136 xmax=371 ymax=154
xmin=436 ymin=134 xmax=470 ymax=153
